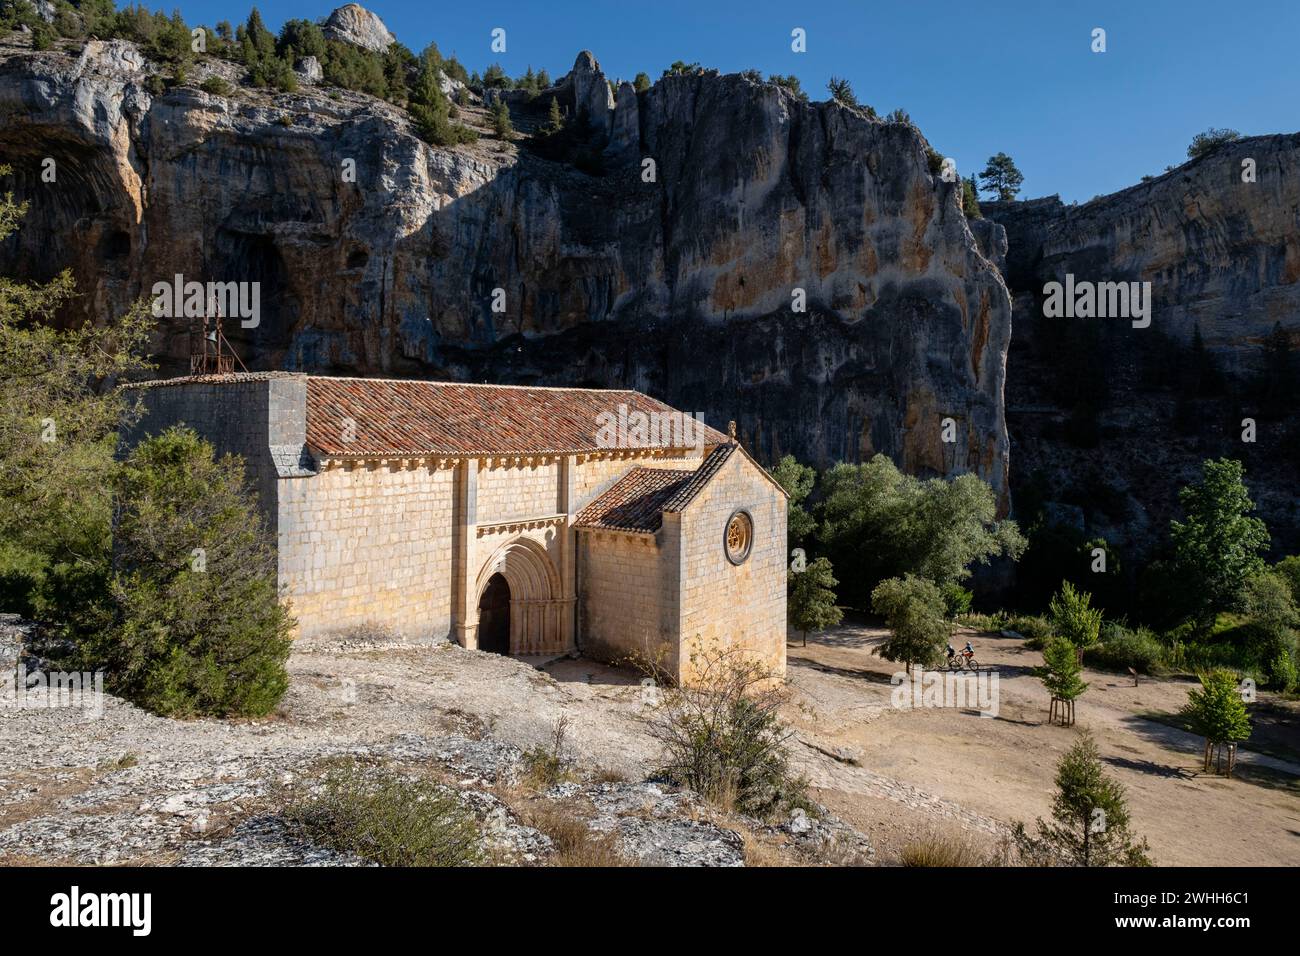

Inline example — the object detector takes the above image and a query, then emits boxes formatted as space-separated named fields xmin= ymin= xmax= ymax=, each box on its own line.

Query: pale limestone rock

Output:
xmin=322 ymin=3 xmax=395 ymax=53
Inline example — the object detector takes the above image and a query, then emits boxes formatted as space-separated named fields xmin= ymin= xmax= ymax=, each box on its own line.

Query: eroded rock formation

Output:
xmin=0 ymin=35 xmax=1012 ymax=505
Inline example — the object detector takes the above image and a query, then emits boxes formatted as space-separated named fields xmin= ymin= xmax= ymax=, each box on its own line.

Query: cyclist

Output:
xmin=962 ymin=640 xmax=975 ymax=661
xmin=946 ymin=642 xmax=956 ymax=662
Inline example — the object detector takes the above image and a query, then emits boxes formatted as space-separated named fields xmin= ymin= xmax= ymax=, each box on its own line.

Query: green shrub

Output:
xmin=200 ymin=76 xmax=231 ymax=96
xmin=89 ymin=427 xmax=293 ymax=718
xmin=1007 ymin=613 xmax=1054 ymax=649
xmin=1187 ymin=127 xmax=1240 ymax=159
xmin=1085 ymin=623 xmax=1164 ymax=674
xmin=285 ymin=758 xmax=482 ymax=866
xmin=649 ymin=644 xmax=806 ymax=818
xmin=940 ymin=582 xmax=973 ymax=618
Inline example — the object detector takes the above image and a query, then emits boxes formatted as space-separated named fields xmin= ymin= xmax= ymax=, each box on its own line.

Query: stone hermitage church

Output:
xmin=121 ymin=373 xmax=789 ymax=682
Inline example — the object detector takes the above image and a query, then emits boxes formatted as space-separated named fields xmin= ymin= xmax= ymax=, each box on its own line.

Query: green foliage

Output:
xmin=1182 ymin=669 xmax=1252 ymax=758
xmin=871 ymin=574 xmax=949 ymax=673
xmin=766 ymin=73 xmax=806 ymax=100
xmin=788 ymin=557 xmax=842 ymax=644
xmin=1014 ymin=733 xmax=1152 ymax=866
xmin=284 ymin=757 xmax=482 ymax=866
xmin=1274 ymin=555 xmax=1300 ymax=607
xmin=633 ymin=71 xmax=651 ymax=93
xmin=482 ymin=62 xmax=511 ymax=89
xmin=826 ymin=75 xmax=856 ymax=106
xmin=1048 ymin=580 xmax=1103 ymax=656
xmin=939 ymin=582 xmax=973 ymax=619
xmin=768 ymin=454 xmax=815 ymax=544
xmin=0 ymin=168 xmax=153 ymax=623
xmin=977 ymin=151 xmax=1024 ymax=201
xmin=1187 ymin=127 xmax=1240 ymax=159
xmin=663 ymin=60 xmax=702 ymax=77
xmin=545 ymin=94 xmax=563 ymax=133
xmin=408 ymin=44 xmax=477 ymax=147
xmin=490 ymin=97 xmax=514 ymax=139
xmin=1085 ymin=623 xmax=1164 ymax=674
xmin=89 ymin=427 xmax=293 ymax=718
xmin=1037 ymin=637 xmax=1088 ymax=702
xmin=1170 ymin=458 xmax=1270 ymax=627
xmin=649 ymin=645 xmax=806 ymax=818
xmin=818 ymin=454 xmax=1025 ymax=607
xmin=199 ymin=75 xmax=230 ymax=96
xmin=962 ymin=174 xmax=982 ymax=218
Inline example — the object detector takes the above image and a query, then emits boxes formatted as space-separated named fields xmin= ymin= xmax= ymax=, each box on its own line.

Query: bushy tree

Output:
xmin=0 ymin=165 xmax=153 ymax=623
xmin=871 ymin=574 xmax=949 ymax=674
xmin=769 ymin=454 xmax=815 ymax=545
xmin=788 ymin=557 xmax=842 ymax=646
xmin=91 ymin=427 xmax=294 ymax=717
xmin=1015 ymin=733 xmax=1152 ymax=866
xmin=1187 ymin=127 xmax=1240 ymax=159
xmin=1048 ymin=580 xmax=1103 ymax=663
xmin=1181 ymin=669 xmax=1251 ymax=775
xmin=1170 ymin=458 xmax=1269 ymax=627
xmin=819 ymin=455 xmax=1024 ymax=607
xmin=633 ymin=71 xmax=651 ymax=92
xmin=978 ymin=152 xmax=1024 ymax=201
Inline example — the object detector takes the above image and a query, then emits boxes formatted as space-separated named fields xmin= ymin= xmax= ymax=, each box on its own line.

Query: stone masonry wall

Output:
xmin=120 ymin=375 xmax=306 ymax=536
xmin=477 ymin=461 xmax=561 ymax=523
xmin=677 ymin=452 xmax=787 ymax=680
xmin=578 ymin=525 xmax=681 ymax=676
xmin=277 ymin=462 xmax=456 ymax=639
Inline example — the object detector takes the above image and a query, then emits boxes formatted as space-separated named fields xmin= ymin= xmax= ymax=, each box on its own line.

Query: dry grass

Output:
xmin=896 ymin=831 xmax=987 ymax=867
xmin=519 ymin=801 xmax=629 ymax=867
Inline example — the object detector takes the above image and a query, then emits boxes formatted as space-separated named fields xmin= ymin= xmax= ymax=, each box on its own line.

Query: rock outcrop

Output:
xmin=321 ymin=3 xmax=394 ymax=53
xmin=0 ymin=34 xmax=1012 ymax=505
xmin=983 ymin=135 xmax=1300 ymax=559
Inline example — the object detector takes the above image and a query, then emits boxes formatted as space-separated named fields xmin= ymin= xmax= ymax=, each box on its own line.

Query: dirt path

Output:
xmin=782 ymin=622 xmax=1300 ymax=866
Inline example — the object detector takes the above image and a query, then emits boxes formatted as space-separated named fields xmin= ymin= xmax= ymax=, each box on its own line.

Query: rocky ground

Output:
xmin=6 ymin=614 xmax=1295 ymax=867
xmin=0 ymin=617 xmax=868 ymax=867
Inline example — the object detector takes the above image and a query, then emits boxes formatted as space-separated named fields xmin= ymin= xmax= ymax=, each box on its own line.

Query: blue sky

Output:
xmin=170 ymin=0 xmax=1300 ymax=202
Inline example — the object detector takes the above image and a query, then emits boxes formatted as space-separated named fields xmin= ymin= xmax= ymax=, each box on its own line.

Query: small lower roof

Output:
xmin=574 ymin=444 xmax=737 ymax=533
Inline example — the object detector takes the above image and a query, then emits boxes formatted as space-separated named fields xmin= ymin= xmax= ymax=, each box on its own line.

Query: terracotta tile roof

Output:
xmin=575 ymin=444 xmax=738 ymax=533
xmin=304 ymin=376 xmax=728 ymax=457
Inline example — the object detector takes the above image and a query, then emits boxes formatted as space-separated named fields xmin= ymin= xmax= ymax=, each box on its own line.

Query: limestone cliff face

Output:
xmin=986 ymin=133 xmax=1300 ymax=363
xmin=983 ymin=136 xmax=1300 ymax=558
xmin=0 ymin=37 xmax=1012 ymax=503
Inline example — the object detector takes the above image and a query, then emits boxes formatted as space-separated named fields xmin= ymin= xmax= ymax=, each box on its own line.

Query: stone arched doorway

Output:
xmin=473 ymin=537 xmax=567 ymax=655
xmin=477 ymin=574 xmax=511 ymax=654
